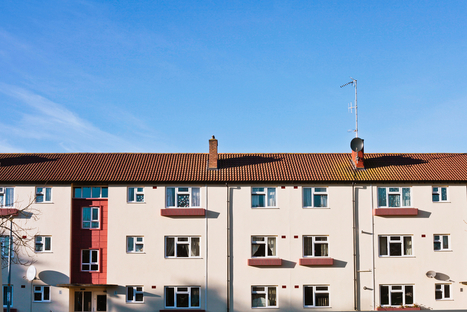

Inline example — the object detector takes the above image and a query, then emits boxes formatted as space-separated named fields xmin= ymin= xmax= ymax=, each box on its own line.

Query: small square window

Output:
xmin=251 ymin=236 xmax=276 ymax=258
xmin=35 ymin=236 xmax=52 ymax=252
xmin=127 ymin=236 xmax=144 ymax=253
xmin=34 ymin=286 xmax=51 ymax=302
xmin=82 ymin=207 xmax=100 ymax=229
xmin=252 ymin=187 xmax=276 ymax=208
xmin=303 ymin=236 xmax=329 ymax=257
xmin=165 ymin=286 xmax=200 ymax=308
xmin=303 ymin=187 xmax=328 ymax=208
xmin=127 ymin=286 xmax=144 ymax=303
xmin=433 ymin=187 xmax=448 ymax=202
xmin=36 ymin=187 xmax=52 ymax=203
xmin=304 ymin=285 xmax=330 ymax=307
xmin=252 ymin=286 xmax=277 ymax=308
xmin=128 ymin=187 xmax=144 ymax=203
xmin=435 ymin=284 xmax=451 ymax=300
xmin=434 ymin=234 xmax=450 ymax=251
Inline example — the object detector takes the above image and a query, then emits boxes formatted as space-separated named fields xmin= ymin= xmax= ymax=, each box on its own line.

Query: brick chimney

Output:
xmin=351 ymin=139 xmax=364 ymax=169
xmin=208 ymin=135 xmax=218 ymax=169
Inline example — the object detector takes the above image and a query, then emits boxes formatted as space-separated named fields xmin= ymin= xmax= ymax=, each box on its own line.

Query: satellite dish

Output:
xmin=426 ymin=270 xmax=436 ymax=278
xmin=350 ymin=137 xmax=364 ymax=152
xmin=26 ymin=265 xmax=37 ymax=281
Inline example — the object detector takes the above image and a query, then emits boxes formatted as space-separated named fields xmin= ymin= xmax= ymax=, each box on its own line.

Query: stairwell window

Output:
xmin=434 ymin=235 xmax=450 ymax=251
xmin=82 ymin=207 xmax=100 ymax=229
xmin=252 ymin=187 xmax=276 ymax=208
xmin=166 ymin=236 xmax=200 ymax=258
xmin=127 ymin=236 xmax=144 ymax=253
xmin=379 ymin=235 xmax=412 ymax=257
xmin=165 ymin=286 xmax=200 ymax=308
xmin=252 ymin=286 xmax=277 ymax=308
xmin=81 ymin=249 xmax=99 ymax=271
xmin=304 ymin=285 xmax=330 ymax=307
xmin=74 ymin=187 xmax=108 ymax=198
xmin=0 ymin=187 xmax=14 ymax=208
xmin=252 ymin=236 xmax=276 ymax=258
xmin=380 ymin=285 xmax=414 ymax=307
xmin=433 ymin=187 xmax=448 ymax=202
xmin=0 ymin=236 xmax=11 ymax=258
xmin=128 ymin=187 xmax=144 ymax=203
xmin=166 ymin=187 xmax=200 ymax=208
xmin=303 ymin=187 xmax=328 ymax=208
xmin=303 ymin=236 xmax=329 ymax=257
xmin=36 ymin=187 xmax=52 ymax=203
xmin=378 ymin=187 xmax=411 ymax=207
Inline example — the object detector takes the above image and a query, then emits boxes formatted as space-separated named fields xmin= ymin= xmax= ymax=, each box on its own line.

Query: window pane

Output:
xmin=267 ymin=188 xmax=276 ymax=206
xmin=45 ymin=237 xmax=51 ymax=250
xmin=252 ymin=244 xmax=265 ymax=257
xmin=45 ymin=188 xmax=52 ymax=201
xmin=191 ymin=288 xmax=200 ymax=307
xmin=83 ymin=208 xmax=91 ymax=221
xmin=177 ymin=194 xmax=190 ymax=207
xmin=405 ymin=286 xmax=414 ymax=304
xmin=92 ymin=187 xmax=100 ymax=198
xmin=304 ymin=237 xmax=313 ymax=256
xmin=166 ymin=188 xmax=175 ymax=207
xmin=379 ymin=237 xmax=388 ymax=255
xmin=304 ymin=287 xmax=313 ymax=306
xmin=378 ymin=188 xmax=387 ymax=206
xmin=252 ymin=294 xmax=266 ymax=307
xmin=135 ymin=293 xmax=143 ymax=301
xmin=127 ymin=237 xmax=134 ymax=252
xmin=441 ymin=188 xmax=447 ymax=201
xmin=444 ymin=285 xmax=450 ymax=298
xmin=404 ymin=237 xmax=412 ymax=255
xmin=191 ymin=237 xmax=200 ymax=257
xmin=433 ymin=193 xmax=440 ymax=201
xmin=303 ymin=188 xmax=312 ymax=206
xmin=84 ymin=292 xmax=92 ymax=312
xmin=128 ymin=188 xmax=135 ymax=201
xmin=443 ymin=236 xmax=449 ymax=249
xmin=315 ymin=243 xmax=328 ymax=257
xmin=74 ymin=187 xmax=82 ymax=198
xmin=36 ymin=194 xmax=44 ymax=203
xmin=91 ymin=250 xmax=98 ymax=262
xmin=435 ymin=289 xmax=442 ymax=299
xmin=388 ymin=194 xmax=400 ymax=207
xmin=252 ymin=187 xmax=264 ymax=192
xmin=136 ymin=194 xmax=144 ymax=202
xmin=192 ymin=188 xmax=200 ymax=206
xmin=5 ymin=188 xmax=14 ymax=207
xmin=389 ymin=242 xmax=402 ymax=256
xmin=268 ymin=287 xmax=276 ymax=306
xmin=314 ymin=194 xmax=328 ymax=207
xmin=82 ymin=250 xmax=90 ymax=263
xmin=391 ymin=292 xmax=403 ymax=306
xmin=177 ymin=244 xmax=189 ymax=257
xmin=166 ymin=288 xmax=174 ymax=307
xmin=177 ymin=293 xmax=189 ymax=307
xmin=75 ymin=292 xmax=83 ymax=311
xmin=252 ymin=194 xmax=265 ymax=207
xmin=101 ymin=187 xmax=108 ymax=198
xmin=82 ymin=187 xmax=91 ymax=198
xmin=166 ymin=238 xmax=175 ymax=257
xmin=92 ymin=208 xmax=99 ymax=221
xmin=316 ymin=292 xmax=329 ymax=306
xmin=268 ymin=238 xmax=276 ymax=256
xmin=402 ymin=188 xmax=411 ymax=206
xmin=34 ymin=292 xmax=42 ymax=301
xmin=44 ymin=287 xmax=50 ymax=300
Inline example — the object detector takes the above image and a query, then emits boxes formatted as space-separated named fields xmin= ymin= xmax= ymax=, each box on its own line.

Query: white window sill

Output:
xmin=126 ymin=252 xmax=146 ymax=254
xmin=251 ymin=207 xmax=280 ymax=209
xmin=127 ymin=202 xmax=146 ymax=204
xmin=434 ymin=249 xmax=452 ymax=252
xmin=303 ymin=207 xmax=330 ymax=209
xmin=35 ymin=251 xmax=53 ymax=254
xmin=433 ymin=201 xmax=450 ymax=203
xmin=378 ymin=255 xmax=416 ymax=258
xmin=35 ymin=202 xmax=54 ymax=204
xmin=126 ymin=301 xmax=145 ymax=304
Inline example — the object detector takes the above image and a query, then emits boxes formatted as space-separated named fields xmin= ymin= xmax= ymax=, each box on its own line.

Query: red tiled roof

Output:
xmin=0 ymin=153 xmax=466 ymax=183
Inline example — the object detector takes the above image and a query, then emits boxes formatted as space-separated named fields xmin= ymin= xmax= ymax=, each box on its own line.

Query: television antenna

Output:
xmin=340 ymin=77 xmax=358 ymax=137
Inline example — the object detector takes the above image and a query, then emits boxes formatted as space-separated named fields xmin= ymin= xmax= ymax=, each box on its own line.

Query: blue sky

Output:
xmin=1 ymin=1 xmax=466 ymax=153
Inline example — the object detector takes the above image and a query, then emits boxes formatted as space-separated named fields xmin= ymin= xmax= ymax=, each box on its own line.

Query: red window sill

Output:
xmin=376 ymin=307 xmax=420 ymax=311
xmin=373 ymin=208 xmax=418 ymax=216
xmin=161 ymin=208 xmax=206 ymax=217
xmin=160 ymin=310 xmax=205 ymax=312
xmin=0 ymin=208 xmax=19 ymax=216
xmin=248 ymin=258 xmax=282 ymax=266
xmin=299 ymin=257 xmax=334 ymax=266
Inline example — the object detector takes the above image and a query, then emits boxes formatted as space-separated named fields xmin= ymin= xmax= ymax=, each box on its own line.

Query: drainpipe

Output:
xmin=205 ymin=184 xmax=208 ymax=311
xmin=371 ymin=184 xmax=376 ymax=310
xmin=226 ymin=183 xmax=232 ymax=312
xmin=352 ymin=182 xmax=358 ymax=310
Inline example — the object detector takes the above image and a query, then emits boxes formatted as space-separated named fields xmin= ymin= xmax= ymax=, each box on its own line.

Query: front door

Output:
xmin=74 ymin=291 xmax=107 ymax=312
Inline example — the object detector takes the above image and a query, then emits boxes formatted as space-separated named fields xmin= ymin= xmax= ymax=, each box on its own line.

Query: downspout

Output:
xmin=205 ymin=184 xmax=208 ymax=311
xmin=352 ymin=182 xmax=358 ymax=310
xmin=371 ymin=184 xmax=376 ymax=310
xmin=226 ymin=183 xmax=232 ymax=312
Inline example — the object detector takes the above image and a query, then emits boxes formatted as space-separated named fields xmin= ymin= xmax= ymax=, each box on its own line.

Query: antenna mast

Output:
xmin=340 ymin=77 xmax=358 ymax=137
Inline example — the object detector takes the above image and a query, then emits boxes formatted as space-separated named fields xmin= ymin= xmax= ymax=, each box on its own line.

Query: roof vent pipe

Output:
xmin=208 ymin=135 xmax=218 ymax=169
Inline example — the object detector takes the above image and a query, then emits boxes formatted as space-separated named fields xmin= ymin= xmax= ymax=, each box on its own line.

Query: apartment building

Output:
xmin=1 ymin=137 xmax=467 ymax=311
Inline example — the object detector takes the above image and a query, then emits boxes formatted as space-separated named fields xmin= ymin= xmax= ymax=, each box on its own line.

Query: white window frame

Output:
xmin=166 ymin=187 xmax=201 ymax=208
xmin=434 ymin=234 xmax=450 ymax=251
xmin=251 ymin=236 xmax=277 ymax=258
xmin=251 ymin=285 xmax=277 ymax=308
xmin=303 ymin=187 xmax=328 ymax=208
xmin=0 ymin=187 xmax=15 ymax=208
xmin=380 ymin=285 xmax=414 ymax=307
xmin=165 ymin=286 xmax=201 ymax=308
xmin=432 ymin=186 xmax=448 ymax=202
xmin=377 ymin=187 xmax=411 ymax=208
xmin=35 ymin=235 xmax=52 ymax=252
xmin=127 ymin=236 xmax=144 ymax=253
xmin=73 ymin=186 xmax=108 ymax=199
xmin=33 ymin=286 xmax=51 ymax=302
xmin=81 ymin=249 xmax=99 ymax=272
xmin=128 ymin=187 xmax=145 ymax=203
xmin=35 ymin=187 xmax=52 ymax=203
xmin=435 ymin=284 xmax=451 ymax=300
xmin=2 ymin=285 xmax=13 ymax=307
xmin=303 ymin=236 xmax=329 ymax=257
xmin=0 ymin=236 xmax=12 ymax=258
xmin=379 ymin=235 xmax=413 ymax=257
xmin=126 ymin=286 xmax=144 ymax=303
xmin=82 ymin=207 xmax=100 ymax=229
xmin=251 ymin=187 xmax=277 ymax=208
xmin=304 ymin=285 xmax=330 ymax=308
xmin=165 ymin=236 xmax=201 ymax=258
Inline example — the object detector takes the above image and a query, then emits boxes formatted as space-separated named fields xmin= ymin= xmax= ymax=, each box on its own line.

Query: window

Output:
xmin=303 ymin=187 xmax=328 ymax=208
xmin=380 ymin=285 xmax=414 ymax=307
xmin=166 ymin=187 xmax=200 ymax=207
xmin=434 ymin=235 xmax=450 ymax=251
xmin=304 ymin=285 xmax=330 ymax=307
xmin=435 ymin=284 xmax=451 ymax=300
xmin=81 ymin=249 xmax=99 ymax=271
xmin=251 ymin=187 xmax=276 ymax=208
xmin=2 ymin=285 xmax=12 ymax=307
xmin=378 ymin=187 xmax=411 ymax=207
xmin=0 ymin=187 xmax=14 ymax=207
xmin=252 ymin=286 xmax=277 ymax=308
xmin=34 ymin=286 xmax=51 ymax=302
xmin=36 ymin=187 xmax=52 ymax=203
xmin=82 ymin=207 xmax=99 ymax=229
xmin=74 ymin=187 xmax=108 ymax=198
xmin=432 ymin=187 xmax=448 ymax=202
xmin=35 ymin=236 xmax=52 ymax=252
xmin=166 ymin=237 xmax=200 ymax=258
xmin=0 ymin=236 xmax=11 ymax=258
xmin=303 ymin=236 xmax=329 ymax=257
xmin=128 ymin=187 xmax=144 ymax=203
xmin=127 ymin=286 xmax=144 ymax=303
xmin=127 ymin=236 xmax=144 ymax=253
xmin=165 ymin=286 xmax=200 ymax=308
xmin=379 ymin=236 xmax=412 ymax=257
xmin=251 ymin=236 xmax=276 ymax=258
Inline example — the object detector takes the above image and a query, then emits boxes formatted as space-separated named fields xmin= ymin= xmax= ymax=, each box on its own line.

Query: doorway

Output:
xmin=74 ymin=291 xmax=107 ymax=312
